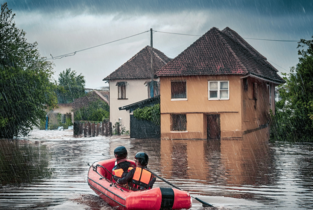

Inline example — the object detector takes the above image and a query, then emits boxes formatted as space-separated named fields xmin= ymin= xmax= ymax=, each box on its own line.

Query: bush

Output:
xmin=133 ymin=104 xmax=160 ymax=125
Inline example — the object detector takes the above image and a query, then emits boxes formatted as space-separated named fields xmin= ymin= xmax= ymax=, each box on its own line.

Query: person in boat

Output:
xmin=112 ymin=146 xmax=136 ymax=182
xmin=117 ymin=152 xmax=156 ymax=190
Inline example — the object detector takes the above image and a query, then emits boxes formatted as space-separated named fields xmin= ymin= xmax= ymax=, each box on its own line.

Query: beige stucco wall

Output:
xmin=160 ymin=75 xmax=242 ymax=139
xmin=241 ymin=77 xmax=274 ymax=131
xmin=109 ymin=79 xmax=153 ymax=131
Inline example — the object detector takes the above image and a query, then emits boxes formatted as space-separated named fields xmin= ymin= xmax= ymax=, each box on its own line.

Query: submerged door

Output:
xmin=207 ymin=115 xmax=220 ymax=139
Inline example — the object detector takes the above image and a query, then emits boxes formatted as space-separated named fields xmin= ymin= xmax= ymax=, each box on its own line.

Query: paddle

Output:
xmin=146 ymin=168 xmax=214 ymax=208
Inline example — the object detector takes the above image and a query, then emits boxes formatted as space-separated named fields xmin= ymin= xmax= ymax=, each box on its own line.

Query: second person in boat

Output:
xmin=117 ymin=152 xmax=156 ymax=190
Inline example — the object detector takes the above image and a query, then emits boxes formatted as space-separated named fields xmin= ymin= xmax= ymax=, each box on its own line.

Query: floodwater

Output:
xmin=0 ymin=128 xmax=312 ymax=210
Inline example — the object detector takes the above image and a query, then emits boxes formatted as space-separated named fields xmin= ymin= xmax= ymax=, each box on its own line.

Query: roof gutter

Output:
xmin=240 ymin=73 xmax=284 ymax=85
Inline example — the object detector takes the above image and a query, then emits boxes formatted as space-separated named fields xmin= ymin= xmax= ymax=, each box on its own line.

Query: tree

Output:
xmin=271 ymin=37 xmax=313 ymax=141
xmin=0 ymin=3 xmax=57 ymax=138
xmin=56 ymin=68 xmax=85 ymax=104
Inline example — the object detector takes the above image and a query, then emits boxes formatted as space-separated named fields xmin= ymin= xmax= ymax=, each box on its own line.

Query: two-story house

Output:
xmin=156 ymin=27 xmax=285 ymax=140
xmin=103 ymin=46 xmax=171 ymax=131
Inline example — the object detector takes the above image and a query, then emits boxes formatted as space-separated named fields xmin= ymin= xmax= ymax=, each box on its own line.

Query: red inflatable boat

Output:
xmin=87 ymin=158 xmax=192 ymax=210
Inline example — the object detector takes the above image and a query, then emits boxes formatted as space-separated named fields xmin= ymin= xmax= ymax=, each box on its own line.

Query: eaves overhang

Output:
xmin=119 ymin=95 xmax=160 ymax=112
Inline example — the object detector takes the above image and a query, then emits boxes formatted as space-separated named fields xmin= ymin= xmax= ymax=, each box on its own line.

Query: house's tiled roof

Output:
xmin=156 ymin=27 xmax=284 ymax=84
xmin=222 ymin=27 xmax=279 ymax=72
xmin=103 ymin=46 xmax=171 ymax=80
xmin=72 ymin=91 xmax=109 ymax=111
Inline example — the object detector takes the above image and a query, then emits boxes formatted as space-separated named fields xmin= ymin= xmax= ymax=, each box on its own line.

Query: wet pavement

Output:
xmin=0 ymin=128 xmax=313 ymax=209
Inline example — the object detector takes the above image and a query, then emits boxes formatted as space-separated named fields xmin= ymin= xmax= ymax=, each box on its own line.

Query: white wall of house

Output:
xmin=52 ymin=105 xmax=74 ymax=122
xmin=109 ymin=79 xmax=152 ymax=131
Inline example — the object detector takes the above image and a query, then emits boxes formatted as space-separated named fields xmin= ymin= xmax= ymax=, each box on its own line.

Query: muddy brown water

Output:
xmin=0 ymin=128 xmax=312 ymax=209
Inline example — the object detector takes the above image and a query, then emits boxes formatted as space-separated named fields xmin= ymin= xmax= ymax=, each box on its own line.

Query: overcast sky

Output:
xmin=2 ymin=0 xmax=313 ymax=88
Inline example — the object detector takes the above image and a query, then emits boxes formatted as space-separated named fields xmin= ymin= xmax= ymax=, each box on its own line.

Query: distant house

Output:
xmin=48 ymin=90 xmax=109 ymax=127
xmin=156 ymin=27 xmax=285 ymax=140
xmin=103 ymin=46 xmax=171 ymax=131
xmin=72 ymin=90 xmax=109 ymax=111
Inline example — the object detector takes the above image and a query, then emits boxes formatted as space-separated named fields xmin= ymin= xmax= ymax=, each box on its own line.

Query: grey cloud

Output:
xmin=3 ymin=0 xmax=313 ymax=17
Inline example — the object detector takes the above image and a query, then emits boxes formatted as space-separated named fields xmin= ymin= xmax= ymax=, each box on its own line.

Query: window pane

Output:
xmin=118 ymin=86 xmax=121 ymax=98
xmin=210 ymin=82 xmax=218 ymax=90
xmin=118 ymin=85 xmax=126 ymax=99
xmin=210 ymin=91 xmax=218 ymax=98
xmin=172 ymin=114 xmax=186 ymax=131
xmin=171 ymin=82 xmax=186 ymax=98
xmin=220 ymin=90 xmax=228 ymax=99
xmin=220 ymin=82 xmax=228 ymax=89
xmin=122 ymin=85 xmax=126 ymax=98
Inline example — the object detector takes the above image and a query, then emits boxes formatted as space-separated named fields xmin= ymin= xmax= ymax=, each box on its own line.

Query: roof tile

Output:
xmin=156 ymin=27 xmax=284 ymax=83
xmin=104 ymin=46 xmax=171 ymax=80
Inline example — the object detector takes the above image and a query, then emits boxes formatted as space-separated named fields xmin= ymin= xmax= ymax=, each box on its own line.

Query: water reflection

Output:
xmin=0 ymin=139 xmax=52 ymax=185
xmin=0 ymin=129 xmax=312 ymax=209
xmin=221 ymin=128 xmax=276 ymax=186
xmin=159 ymin=127 xmax=276 ymax=187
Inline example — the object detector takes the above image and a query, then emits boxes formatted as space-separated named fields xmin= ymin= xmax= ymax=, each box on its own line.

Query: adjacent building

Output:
xmin=156 ymin=27 xmax=285 ymax=140
xmin=103 ymin=46 xmax=171 ymax=131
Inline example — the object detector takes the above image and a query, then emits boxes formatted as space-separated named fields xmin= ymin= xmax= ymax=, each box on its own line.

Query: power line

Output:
xmin=48 ymin=30 xmax=149 ymax=60
xmin=245 ymin=38 xmax=298 ymax=42
xmin=268 ymin=59 xmax=289 ymax=72
xmin=47 ymin=29 xmax=299 ymax=60
xmin=154 ymin=30 xmax=299 ymax=42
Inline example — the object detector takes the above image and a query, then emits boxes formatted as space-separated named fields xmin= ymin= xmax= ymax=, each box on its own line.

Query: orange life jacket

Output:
xmin=132 ymin=167 xmax=153 ymax=189
xmin=113 ymin=167 xmax=134 ymax=178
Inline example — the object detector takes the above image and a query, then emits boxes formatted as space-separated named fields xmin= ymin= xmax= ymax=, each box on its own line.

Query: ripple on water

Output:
xmin=1 ymin=128 xmax=313 ymax=209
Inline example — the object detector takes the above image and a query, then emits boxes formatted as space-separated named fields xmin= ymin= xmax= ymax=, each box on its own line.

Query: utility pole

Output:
xmin=150 ymin=28 xmax=154 ymax=98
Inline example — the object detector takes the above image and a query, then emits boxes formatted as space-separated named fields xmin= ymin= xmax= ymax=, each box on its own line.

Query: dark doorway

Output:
xmin=207 ymin=115 xmax=221 ymax=140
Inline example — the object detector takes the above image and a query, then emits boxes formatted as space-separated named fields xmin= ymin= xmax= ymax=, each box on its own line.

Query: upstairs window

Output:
xmin=171 ymin=81 xmax=186 ymax=99
xmin=171 ymin=114 xmax=187 ymax=131
xmin=208 ymin=81 xmax=229 ymax=100
xmin=146 ymin=81 xmax=159 ymax=98
xmin=116 ymin=82 xmax=127 ymax=99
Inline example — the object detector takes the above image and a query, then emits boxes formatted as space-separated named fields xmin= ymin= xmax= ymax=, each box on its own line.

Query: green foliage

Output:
xmin=74 ymin=99 xmax=109 ymax=122
xmin=270 ymin=37 xmax=313 ymax=141
xmin=55 ymin=68 xmax=86 ymax=104
xmin=0 ymin=3 xmax=57 ymax=138
xmin=133 ymin=104 xmax=160 ymax=125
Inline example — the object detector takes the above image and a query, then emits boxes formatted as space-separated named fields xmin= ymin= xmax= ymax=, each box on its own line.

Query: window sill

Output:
xmin=208 ymin=98 xmax=229 ymax=100
xmin=118 ymin=98 xmax=128 ymax=100
xmin=170 ymin=131 xmax=188 ymax=133
xmin=171 ymin=98 xmax=187 ymax=101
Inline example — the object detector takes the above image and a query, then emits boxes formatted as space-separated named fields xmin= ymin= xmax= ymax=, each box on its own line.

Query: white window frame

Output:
xmin=208 ymin=81 xmax=229 ymax=100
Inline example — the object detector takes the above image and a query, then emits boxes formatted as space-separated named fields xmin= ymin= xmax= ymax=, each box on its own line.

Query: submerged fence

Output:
xmin=73 ymin=121 xmax=112 ymax=137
